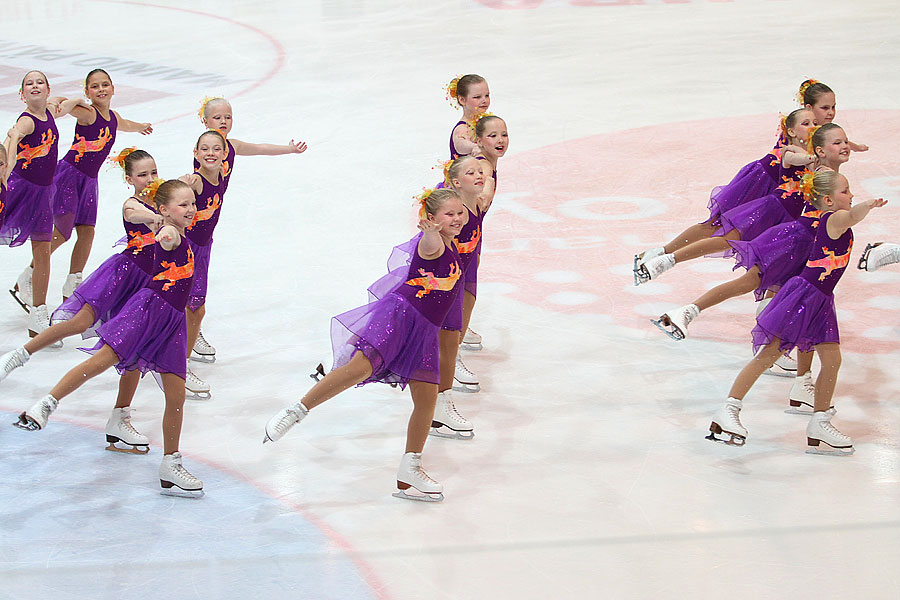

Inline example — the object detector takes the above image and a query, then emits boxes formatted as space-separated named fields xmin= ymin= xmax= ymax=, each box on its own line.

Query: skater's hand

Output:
xmin=178 ymin=173 xmax=200 ymax=189
xmin=418 ymin=218 xmax=443 ymax=234
xmin=850 ymin=141 xmax=869 ymax=152
xmin=288 ymin=139 xmax=307 ymax=154
xmin=151 ymin=214 xmax=165 ymax=231
xmin=869 ymin=197 xmax=888 ymax=208
xmin=137 ymin=122 xmax=153 ymax=135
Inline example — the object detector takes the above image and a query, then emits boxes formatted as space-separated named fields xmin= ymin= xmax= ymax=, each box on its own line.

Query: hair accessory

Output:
xmin=435 ymin=160 xmax=452 ymax=186
xmin=197 ymin=96 xmax=224 ymax=121
xmin=799 ymin=171 xmax=817 ymax=201
xmin=468 ymin=111 xmax=495 ymax=138
xmin=140 ymin=178 xmax=165 ymax=202
xmin=806 ymin=125 xmax=821 ymax=155
xmin=108 ymin=147 xmax=137 ymax=168
xmin=415 ymin=187 xmax=436 ymax=219
xmin=444 ymin=76 xmax=462 ymax=108
xmin=796 ymin=78 xmax=820 ymax=105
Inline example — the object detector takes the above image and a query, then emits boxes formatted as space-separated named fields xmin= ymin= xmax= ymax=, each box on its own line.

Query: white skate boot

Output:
xmin=61 ymin=272 xmax=82 ymax=301
xmin=706 ymin=397 xmax=747 ymax=446
xmin=651 ymin=304 xmax=699 ymax=340
xmin=105 ymin=407 xmax=150 ymax=454
xmin=0 ymin=346 xmax=30 ymax=383
xmin=263 ymin=402 xmax=308 ymax=443
xmin=806 ymin=411 xmax=854 ymax=456
xmin=633 ymin=246 xmax=664 ymax=285
xmin=159 ymin=452 xmax=204 ymax=497
xmin=462 ymin=327 xmax=483 ymax=351
xmin=430 ymin=390 xmax=474 ymax=440
xmin=786 ymin=372 xmax=835 ymax=416
xmin=190 ymin=329 xmax=216 ymax=363
xmin=9 ymin=266 xmax=33 ymax=313
xmin=857 ymin=242 xmax=900 ymax=272
xmin=13 ymin=394 xmax=59 ymax=431
xmin=634 ymin=253 xmax=675 ymax=286
xmin=453 ymin=355 xmax=480 ymax=393
xmin=185 ymin=367 xmax=211 ymax=400
xmin=28 ymin=304 xmax=63 ymax=349
xmin=392 ymin=452 xmax=443 ymax=502
xmin=767 ymin=351 xmax=798 ymax=377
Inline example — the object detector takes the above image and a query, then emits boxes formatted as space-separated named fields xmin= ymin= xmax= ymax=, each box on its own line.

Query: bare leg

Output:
xmin=68 ymin=225 xmax=95 ymax=275
xmin=301 ymin=351 xmax=373 ymax=411
xmin=30 ymin=240 xmax=51 ymax=307
xmin=160 ymin=372 xmax=186 ymax=455
xmin=48 ymin=345 xmax=119 ymax=401
xmin=459 ymin=291 xmax=477 ymax=345
xmin=672 ymin=229 xmax=740 ymax=264
xmin=438 ymin=329 xmax=460 ymax=393
xmin=693 ymin=268 xmax=761 ymax=312
xmin=185 ymin=304 xmax=205 ymax=359
xmin=23 ymin=305 xmax=95 ymax=354
xmin=663 ymin=221 xmax=719 ymax=253
xmin=115 ymin=370 xmax=142 ymax=409
xmin=29 ymin=227 xmax=67 ymax=268
xmin=797 ymin=351 xmax=814 ymax=376
xmin=406 ymin=380 xmax=438 ymax=453
xmin=812 ymin=343 xmax=841 ymax=412
xmin=727 ymin=340 xmax=785 ymax=400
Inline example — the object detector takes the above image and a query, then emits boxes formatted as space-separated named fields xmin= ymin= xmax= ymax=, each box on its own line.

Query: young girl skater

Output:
xmin=263 ymin=188 xmax=467 ymax=502
xmin=0 ymin=145 xmax=8 ymax=232
xmin=707 ymin=171 xmax=886 ymax=454
xmin=14 ymin=179 xmax=203 ymax=496
xmin=41 ymin=69 xmax=153 ymax=301
xmin=1 ymin=70 xmax=88 ymax=338
xmin=799 ymin=79 xmax=868 ymax=152
xmin=635 ymin=108 xmax=816 ymax=285
xmin=446 ymin=74 xmax=491 ymax=159
xmin=189 ymin=96 xmax=307 ymax=364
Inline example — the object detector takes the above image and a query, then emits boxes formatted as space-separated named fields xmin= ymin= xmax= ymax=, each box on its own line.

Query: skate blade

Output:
xmin=764 ymin=364 xmax=796 ymax=378
xmin=186 ymin=390 xmax=212 ymax=401
xmin=649 ymin=316 xmax=684 ymax=340
xmin=8 ymin=289 xmax=30 ymax=314
xmin=429 ymin=424 xmax=475 ymax=440
xmin=461 ymin=342 xmax=483 ymax=352
xmin=159 ymin=485 xmax=205 ymax=499
xmin=805 ymin=445 xmax=855 ymax=456
xmin=309 ymin=363 xmax=326 ymax=382
xmin=452 ymin=382 xmax=480 ymax=393
xmin=189 ymin=352 xmax=216 ymax=364
xmin=12 ymin=413 xmax=40 ymax=431
xmin=705 ymin=422 xmax=745 ymax=446
xmin=106 ymin=441 xmax=150 ymax=454
xmin=784 ymin=407 xmax=814 ymax=416
xmin=392 ymin=489 xmax=443 ymax=502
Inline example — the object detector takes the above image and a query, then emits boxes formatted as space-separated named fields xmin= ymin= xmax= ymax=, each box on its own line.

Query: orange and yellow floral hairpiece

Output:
xmin=140 ymin=177 xmax=165 ymax=202
xmin=796 ymin=78 xmax=820 ymax=105
xmin=197 ymin=96 xmax=225 ymax=121
xmin=444 ymin=75 xmax=463 ymax=108
xmin=415 ymin=187 xmax=436 ymax=219
xmin=799 ymin=171 xmax=817 ymax=201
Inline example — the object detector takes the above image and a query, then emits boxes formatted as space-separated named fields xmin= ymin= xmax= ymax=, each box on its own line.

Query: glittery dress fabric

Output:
xmin=449 ymin=119 xmax=467 ymax=159
xmin=194 ymin=139 xmax=235 ymax=191
xmin=0 ymin=184 xmax=7 ymax=232
xmin=332 ymin=241 xmax=462 ymax=388
xmin=52 ymin=212 xmax=158 ymax=337
xmin=185 ymin=171 xmax=226 ymax=311
xmin=52 ymin=110 xmax=117 ymax=239
xmin=0 ymin=110 xmax=59 ymax=246
xmin=705 ymin=142 xmax=782 ymax=227
xmin=727 ymin=203 xmax=821 ymax=300
xmin=752 ymin=212 xmax=851 ymax=353
xmin=83 ymin=235 xmax=194 ymax=379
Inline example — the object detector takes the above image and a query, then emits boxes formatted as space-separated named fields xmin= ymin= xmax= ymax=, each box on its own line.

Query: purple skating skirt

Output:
xmin=0 ymin=172 xmax=54 ymax=246
xmin=706 ymin=160 xmax=777 ymax=226
xmin=729 ymin=221 xmax=815 ymax=301
xmin=187 ymin=239 xmax=212 ymax=312
xmin=331 ymin=292 xmax=441 ymax=388
xmin=52 ymin=254 xmax=151 ymax=338
xmin=715 ymin=193 xmax=792 ymax=245
xmin=84 ymin=287 xmax=189 ymax=379
xmin=751 ymin=276 xmax=839 ymax=354
xmin=52 ymin=161 xmax=99 ymax=240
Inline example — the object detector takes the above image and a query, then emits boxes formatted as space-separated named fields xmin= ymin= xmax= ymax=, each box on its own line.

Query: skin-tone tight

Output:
xmin=663 ymin=221 xmax=719 ymax=254
xmin=186 ymin=304 xmax=204 ymax=359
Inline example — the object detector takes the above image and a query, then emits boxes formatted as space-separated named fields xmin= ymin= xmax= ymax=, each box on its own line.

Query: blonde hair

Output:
xmin=153 ymin=179 xmax=192 ymax=210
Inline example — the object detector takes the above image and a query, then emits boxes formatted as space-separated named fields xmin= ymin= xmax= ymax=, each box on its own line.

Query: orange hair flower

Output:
xmin=434 ymin=159 xmax=453 ymax=186
xmin=197 ymin=96 xmax=224 ymax=121
xmin=799 ymin=172 xmax=817 ymax=201
xmin=467 ymin=111 xmax=495 ymax=138
xmin=108 ymin=147 xmax=137 ymax=169
xmin=415 ymin=187 xmax=436 ymax=220
xmin=806 ymin=125 xmax=821 ymax=155
xmin=444 ymin=75 xmax=463 ymax=108
xmin=796 ymin=78 xmax=820 ymax=105
xmin=140 ymin=177 xmax=165 ymax=202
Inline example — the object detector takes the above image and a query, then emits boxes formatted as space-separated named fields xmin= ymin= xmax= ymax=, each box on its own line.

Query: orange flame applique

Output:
xmin=404 ymin=262 xmax=461 ymax=298
xmin=222 ymin=160 xmax=231 ymax=178
xmin=0 ymin=198 xmax=5 ymax=216
xmin=70 ymin=127 xmax=114 ymax=163
xmin=153 ymin=247 xmax=195 ymax=291
xmin=126 ymin=230 xmax=156 ymax=254
xmin=777 ymin=171 xmax=809 ymax=198
xmin=807 ymin=244 xmax=852 ymax=281
xmin=453 ymin=225 xmax=481 ymax=254
xmin=188 ymin=194 xmax=222 ymax=228
xmin=801 ymin=208 xmax=824 ymax=228
xmin=768 ymin=147 xmax=784 ymax=167
xmin=17 ymin=129 xmax=57 ymax=169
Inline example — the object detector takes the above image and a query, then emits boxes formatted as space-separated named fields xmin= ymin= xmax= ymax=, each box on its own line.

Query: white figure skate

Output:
xmin=767 ymin=351 xmax=797 ymax=377
xmin=462 ymin=327 xmax=483 ymax=351
xmin=806 ymin=411 xmax=854 ymax=456
xmin=13 ymin=395 xmax=59 ymax=431
xmin=0 ymin=346 xmax=30 ymax=383
xmin=786 ymin=372 xmax=835 ymax=415
xmin=706 ymin=398 xmax=747 ymax=446
xmin=651 ymin=304 xmax=699 ymax=340
xmin=453 ymin=355 xmax=479 ymax=393
xmin=190 ymin=329 xmax=216 ymax=363
xmin=430 ymin=390 xmax=474 ymax=440
xmin=28 ymin=305 xmax=63 ymax=348
xmin=633 ymin=247 xmax=664 ymax=285
xmin=61 ymin=272 xmax=82 ymax=301
xmin=105 ymin=407 xmax=150 ymax=454
xmin=9 ymin=266 xmax=33 ymax=313
xmin=392 ymin=452 xmax=443 ymax=502
xmin=634 ymin=253 xmax=675 ymax=286
xmin=185 ymin=368 xmax=211 ymax=400
xmin=857 ymin=242 xmax=900 ymax=272
xmin=159 ymin=452 xmax=204 ymax=497
xmin=263 ymin=402 xmax=308 ymax=443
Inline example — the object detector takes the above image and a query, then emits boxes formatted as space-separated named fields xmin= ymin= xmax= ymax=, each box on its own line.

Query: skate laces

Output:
xmin=819 ymin=417 xmax=850 ymax=441
xmin=442 ymin=396 xmax=468 ymax=424
xmin=409 ymin=458 xmax=438 ymax=485
xmin=171 ymin=461 xmax=200 ymax=484
xmin=186 ymin=370 xmax=205 ymax=385
xmin=3 ymin=349 xmax=26 ymax=371
xmin=456 ymin=357 xmax=475 ymax=378
xmin=120 ymin=409 xmax=141 ymax=435
xmin=273 ymin=405 xmax=305 ymax=435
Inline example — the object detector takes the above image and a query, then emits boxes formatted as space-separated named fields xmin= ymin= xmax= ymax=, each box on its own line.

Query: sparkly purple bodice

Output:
xmin=63 ymin=109 xmax=117 ymax=177
xmin=800 ymin=211 xmax=853 ymax=295
xmin=193 ymin=139 xmax=235 ymax=191
xmin=454 ymin=203 xmax=484 ymax=271
xmin=776 ymin=163 xmax=811 ymax=219
xmin=185 ymin=172 xmax=226 ymax=247
xmin=797 ymin=202 xmax=823 ymax=234
xmin=14 ymin=110 xmax=59 ymax=185
xmin=147 ymin=235 xmax=195 ymax=311
xmin=122 ymin=208 xmax=158 ymax=274
xmin=395 ymin=243 xmax=462 ymax=326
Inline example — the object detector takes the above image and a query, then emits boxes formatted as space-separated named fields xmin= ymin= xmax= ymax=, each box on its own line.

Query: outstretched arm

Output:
xmin=477 ymin=162 xmax=497 ymax=212
xmin=452 ymin=123 xmax=477 ymax=157
xmin=417 ymin=219 xmax=445 ymax=259
xmin=53 ymin=97 xmax=92 ymax=119
xmin=229 ymin=137 xmax=306 ymax=156
xmin=849 ymin=140 xmax=868 ymax=153
xmin=782 ymin=145 xmax=816 ymax=167
xmin=826 ymin=198 xmax=888 ymax=239
xmin=155 ymin=225 xmax=181 ymax=251
xmin=123 ymin=198 xmax=164 ymax=229
xmin=178 ymin=173 xmax=203 ymax=194
xmin=113 ymin=111 xmax=153 ymax=135
xmin=3 ymin=116 xmax=35 ymax=173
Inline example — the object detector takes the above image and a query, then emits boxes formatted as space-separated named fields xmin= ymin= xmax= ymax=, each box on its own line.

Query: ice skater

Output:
xmin=798 ymin=78 xmax=868 ymax=152
xmin=0 ymin=145 xmax=8 ymax=232
xmin=263 ymin=188 xmax=467 ymax=502
xmin=707 ymin=170 xmax=886 ymax=454
xmin=446 ymin=74 xmax=491 ymax=159
xmin=14 ymin=179 xmax=203 ymax=496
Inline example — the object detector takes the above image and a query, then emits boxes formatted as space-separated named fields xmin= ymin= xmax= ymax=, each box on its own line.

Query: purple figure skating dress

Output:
xmin=752 ymin=211 xmax=852 ymax=353
xmin=88 ymin=233 xmax=195 ymax=379
xmin=450 ymin=120 xmax=468 ymax=159
xmin=0 ymin=110 xmax=59 ymax=246
xmin=185 ymin=172 xmax=226 ymax=311
xmin=0 ymin=182 xmax=7 ymax=232
xmin=52 ymin=110 xmax=117 ymax=239
xmin=193 ymin=139 xmax=235 ymax=191
xmin=441 ymin=202 xmax=483 ymax=331
xmin=333 ymin=240 xmax=462 ymax=387
xmin=52 ymin=203 xmax=158 ymax=336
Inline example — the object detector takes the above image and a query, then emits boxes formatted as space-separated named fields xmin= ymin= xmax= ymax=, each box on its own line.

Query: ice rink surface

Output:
xmin=2 ymin=1 xmax=900 ymax=598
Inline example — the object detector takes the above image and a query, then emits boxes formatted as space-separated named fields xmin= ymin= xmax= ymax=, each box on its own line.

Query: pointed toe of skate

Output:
xmin=13 ymin=413 xmax=41 ymax=431
xmin=650 ymin=315 xmax=684 ymax=340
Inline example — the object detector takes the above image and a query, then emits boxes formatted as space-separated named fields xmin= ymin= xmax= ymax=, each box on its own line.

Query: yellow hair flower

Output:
xmin=444 ymin=75 xmax=463 ymax=108
xmin=799 ymin=172 xmax=817 ymax=201
xmin=796 ymin=78 xmax=820 ymax=105
xmin=197 ymin=96 xmax=224 ymax=121
xmin=141 ymin=177 xmax=165 ymax=202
